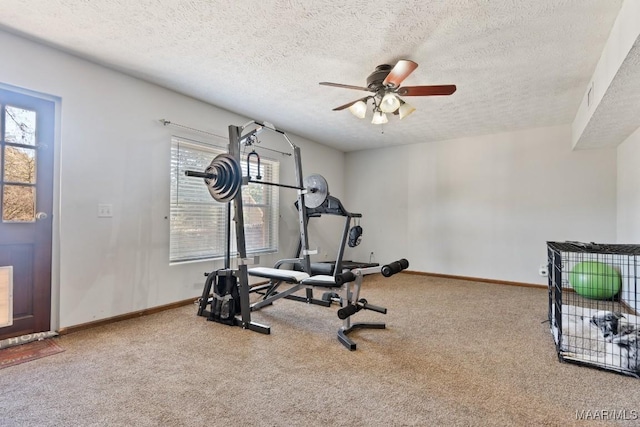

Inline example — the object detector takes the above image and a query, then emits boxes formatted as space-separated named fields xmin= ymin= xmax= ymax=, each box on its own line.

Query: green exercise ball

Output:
xmin=569 ymin=261 xmax=621 ymax=299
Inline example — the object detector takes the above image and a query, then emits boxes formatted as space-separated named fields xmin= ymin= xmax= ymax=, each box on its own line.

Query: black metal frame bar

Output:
xmin=195 ymin=121 xmax=315 ymax=335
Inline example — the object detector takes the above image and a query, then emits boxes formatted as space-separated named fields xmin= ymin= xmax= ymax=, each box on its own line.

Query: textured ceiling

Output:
xmin=576 ymin=36 xmax=640 ymax=149
xmin=0 ymin=0 xmax=624 ymax=152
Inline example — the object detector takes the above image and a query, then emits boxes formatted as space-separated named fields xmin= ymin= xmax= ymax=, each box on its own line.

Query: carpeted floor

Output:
xmin=1 ymin=274 xmax=638 ymax=426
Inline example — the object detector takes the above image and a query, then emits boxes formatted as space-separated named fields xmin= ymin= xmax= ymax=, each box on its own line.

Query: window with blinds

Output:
xmin=170 ymin=137 xmax=279 ymax=263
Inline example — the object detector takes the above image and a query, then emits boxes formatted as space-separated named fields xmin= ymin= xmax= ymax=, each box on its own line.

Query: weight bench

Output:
xmin=248 ymin=267 xmax=341 ymax=310
xmin=248 ymin=267 xmax=311 ymax=310
xmin=247 ymin=259 xmax=409 ymax=350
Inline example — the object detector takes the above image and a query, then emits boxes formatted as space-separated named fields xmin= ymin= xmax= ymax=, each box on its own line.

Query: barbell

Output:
xmin=184 ymin=153 xmax=329 ymax=208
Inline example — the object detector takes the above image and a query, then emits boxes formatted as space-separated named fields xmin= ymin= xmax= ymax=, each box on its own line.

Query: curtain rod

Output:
xmin=159 ymin=119 xmax=291 ymax=156
xmin=159 ymin=119 xmax=226 ymax=139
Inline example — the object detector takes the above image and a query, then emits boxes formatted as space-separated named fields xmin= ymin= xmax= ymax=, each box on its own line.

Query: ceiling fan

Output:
xmin=319 ymin=59 xmax=456 ymax=124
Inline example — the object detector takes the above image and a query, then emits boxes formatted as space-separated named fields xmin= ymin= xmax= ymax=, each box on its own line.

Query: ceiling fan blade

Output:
xmin=319 ymin=82 xmax=372 ymax=92
xmin=332 ymin=97 xmax=370 ymax=111
xmin=397 ymin=85 xmax=457 ymax=96
xmin=383 ymin=60 xmax=418 ymax=88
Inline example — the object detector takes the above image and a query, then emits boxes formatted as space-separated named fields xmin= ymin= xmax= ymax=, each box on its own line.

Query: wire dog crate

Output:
xmin=547 ymin=241 xmax=640 ymax=377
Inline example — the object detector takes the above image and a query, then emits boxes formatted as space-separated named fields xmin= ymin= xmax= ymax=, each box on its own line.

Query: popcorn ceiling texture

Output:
xmin=577 ymin=39 xmax=640 ymax=149
xmin=0 ymin=0 xmax=625 ymax=151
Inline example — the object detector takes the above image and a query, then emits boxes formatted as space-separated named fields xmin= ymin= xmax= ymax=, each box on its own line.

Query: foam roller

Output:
xmin=335 ymin=271 xmax=356 ymax=286
xmin=381 ymin=258 xmax=409 ymax=277
xmin=337 ymin=304 xmax=360 ymax=320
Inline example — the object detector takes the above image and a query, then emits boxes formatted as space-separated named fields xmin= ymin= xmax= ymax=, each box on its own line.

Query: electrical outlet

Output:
xmin=98 ymin=204 xmax=113 ymax=218
xmin=539 ymin=264 xmax=548 ymax=277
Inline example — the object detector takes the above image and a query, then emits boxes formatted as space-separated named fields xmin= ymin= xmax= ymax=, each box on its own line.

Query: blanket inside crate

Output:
xmin=551 ymin=304 xmax=639 ymax=370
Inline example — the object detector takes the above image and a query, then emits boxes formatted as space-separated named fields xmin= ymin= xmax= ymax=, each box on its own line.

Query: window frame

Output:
xmin=169 ymin=136 xmax=279 ymax=264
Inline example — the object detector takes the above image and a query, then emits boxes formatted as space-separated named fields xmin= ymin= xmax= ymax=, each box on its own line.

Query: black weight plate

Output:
xmin=217 ymin=155 xmax=241 ymax=202
xmin=206 ymin=154 xmax=241 ymax=203
xmin=204 ymin=164 xmax=216 ymax=187
xmin=228 ymin=155 xmax=242 ymax=201
xmin=206 ymin=163 xmax=225 ymax=200
xmin=218 ymin=154 xmax=242 ymax=202
xmin=213 ymin=158 xmax=235 ymax=202
xmin=217 ymin=159 xmax=234 ymax=194
xmin=207 ymin=161 xmax=229 ymax=201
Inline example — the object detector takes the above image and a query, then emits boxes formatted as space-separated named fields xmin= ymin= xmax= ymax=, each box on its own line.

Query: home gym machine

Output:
xmin=185 ymin=120 xmax=409 ymax=349
xmin=185 ymin=120 xmax=322 ymax=334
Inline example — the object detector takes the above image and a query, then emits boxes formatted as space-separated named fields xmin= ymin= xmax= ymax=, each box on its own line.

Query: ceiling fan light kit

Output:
xmin=398 ymin=100 xmax=416 ymax=120
xmin=371 ymin=110 xmax=388 ymax=125
xmin=348 ymin=100 xmax=368 ymax=119
xmin=380 ymin=93 xmax=401 ymax=113
xmin=320 ymin=59 xmax=456 ymax=125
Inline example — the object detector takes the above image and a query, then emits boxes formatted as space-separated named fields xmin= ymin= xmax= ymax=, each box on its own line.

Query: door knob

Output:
xmin=35 ymin=212 xmax=48 ymax=220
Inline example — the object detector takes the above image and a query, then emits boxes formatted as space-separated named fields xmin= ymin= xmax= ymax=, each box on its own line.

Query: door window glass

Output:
xmin=1 ymin=104 xmax=37 ymax=222
xmin=4 ymin=106 xmax=36 ymax=145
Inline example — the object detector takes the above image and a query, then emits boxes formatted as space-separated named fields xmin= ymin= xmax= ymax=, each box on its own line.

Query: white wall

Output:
xmin=617 ymin=125 xmax=640 ymax=311
xmin=617 ymin=125 xmax=640 ymax=243
xmin=345 ymin=125 xmax=617 ymax=284
xmin=0 ymin=30 xmax=344 ymax=329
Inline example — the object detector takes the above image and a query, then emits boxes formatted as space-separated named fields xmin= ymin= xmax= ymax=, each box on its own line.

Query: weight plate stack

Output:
xmin=206 ymin=153 xmax=242 ymax=203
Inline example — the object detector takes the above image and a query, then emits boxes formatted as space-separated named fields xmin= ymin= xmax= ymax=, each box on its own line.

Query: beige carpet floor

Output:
xmin=1 ymin=274 xmax=639 ymax=426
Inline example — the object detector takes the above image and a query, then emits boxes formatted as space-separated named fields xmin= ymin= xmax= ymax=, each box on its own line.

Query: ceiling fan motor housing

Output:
xmin=366 ymin=64 xmax=392 ymax=90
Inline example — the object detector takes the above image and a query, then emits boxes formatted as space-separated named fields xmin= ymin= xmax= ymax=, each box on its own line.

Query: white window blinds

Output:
xmin=170 ymin=137 xmax=279 ymax=263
